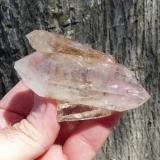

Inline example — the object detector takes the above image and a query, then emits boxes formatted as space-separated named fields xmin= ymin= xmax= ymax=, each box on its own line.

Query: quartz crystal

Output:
xmin=14 ymin=30 xmax=150 ymax=122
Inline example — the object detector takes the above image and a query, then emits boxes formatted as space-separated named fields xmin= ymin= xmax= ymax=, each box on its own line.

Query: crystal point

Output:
xmin=14 ymin=30 xmax=150 ymax=121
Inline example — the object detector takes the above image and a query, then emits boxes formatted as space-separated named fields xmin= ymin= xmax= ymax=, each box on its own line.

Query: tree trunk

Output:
xmin=0 ymin=0 xmax=159 ymax=159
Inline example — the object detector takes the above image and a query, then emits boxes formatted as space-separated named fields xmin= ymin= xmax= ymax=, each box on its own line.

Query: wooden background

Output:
xmin=0 ymin=0 xmax=159 ymax=159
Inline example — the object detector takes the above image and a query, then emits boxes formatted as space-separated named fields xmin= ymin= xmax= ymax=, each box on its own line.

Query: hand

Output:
xmin=0 ymin=81 xmax=122 ymax=160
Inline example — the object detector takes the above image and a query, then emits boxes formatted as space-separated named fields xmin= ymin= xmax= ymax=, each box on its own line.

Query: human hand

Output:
xmin=0 ymin=81 xmax=122 ymax=160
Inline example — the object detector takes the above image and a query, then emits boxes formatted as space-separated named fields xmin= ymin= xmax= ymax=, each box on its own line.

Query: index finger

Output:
xmin=63 ymin=112 xmax=122 ymax=160
xmin=0 ymin=81 xmax=34 ymax=116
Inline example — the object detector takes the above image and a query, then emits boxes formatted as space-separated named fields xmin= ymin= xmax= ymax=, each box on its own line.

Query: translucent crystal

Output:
xmin=14 ymin=30 xmax=150 ymax=122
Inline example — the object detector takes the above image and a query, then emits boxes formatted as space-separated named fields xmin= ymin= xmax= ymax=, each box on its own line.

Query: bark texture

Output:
xmin=0 ymin=0 xmax=159 ymax=160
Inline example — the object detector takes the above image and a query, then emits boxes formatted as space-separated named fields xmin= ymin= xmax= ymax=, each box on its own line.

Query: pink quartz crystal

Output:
xmin=14 ymin=30 xmax=150 ymax=122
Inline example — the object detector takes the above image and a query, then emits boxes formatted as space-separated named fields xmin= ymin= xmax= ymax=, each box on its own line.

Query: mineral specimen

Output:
xmin=14 ymin=30 xmax=150 ymax=122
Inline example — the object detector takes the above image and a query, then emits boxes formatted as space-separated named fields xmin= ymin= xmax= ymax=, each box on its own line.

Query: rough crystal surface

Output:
xmin=14 ymin=30 xmax=150 ymax=121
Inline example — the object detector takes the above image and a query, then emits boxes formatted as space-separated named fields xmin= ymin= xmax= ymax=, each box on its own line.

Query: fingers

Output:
xmin=0 ymin=109 xmax=23 ymax=128
xmin=63 ymin=112 xmax=122 ymax=160
xmin=0 ymin=95 xmax=60 ymax=160
xmin=0 ymin=81 xmax=34 ymax=116
xmin=38 ymin=145 xmax=67 ymax=160
xmin=56 ymin=121 xmax=81 ymax=144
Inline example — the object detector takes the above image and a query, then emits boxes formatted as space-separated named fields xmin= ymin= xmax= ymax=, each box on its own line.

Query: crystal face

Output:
xmin=14 ymin=30 xmax=150 ymax=122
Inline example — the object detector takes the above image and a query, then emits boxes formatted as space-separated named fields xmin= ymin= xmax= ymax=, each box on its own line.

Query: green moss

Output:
xmin=59 ymin=15 xmax=69 ymax=26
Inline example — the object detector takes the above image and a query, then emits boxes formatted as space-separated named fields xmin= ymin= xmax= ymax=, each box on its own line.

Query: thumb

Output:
xmin=0 ymin=95 xmax=60 ymax=160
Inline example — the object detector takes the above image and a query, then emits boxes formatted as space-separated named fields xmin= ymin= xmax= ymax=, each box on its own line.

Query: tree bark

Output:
xmin=0 ymin=0 xmax=159 ymax=160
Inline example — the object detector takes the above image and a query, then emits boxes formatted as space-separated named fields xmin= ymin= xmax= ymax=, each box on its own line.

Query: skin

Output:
xmin=0 ymin=81 xmax=122 ymax=160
